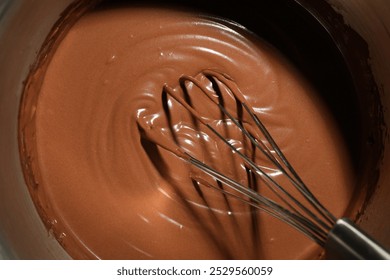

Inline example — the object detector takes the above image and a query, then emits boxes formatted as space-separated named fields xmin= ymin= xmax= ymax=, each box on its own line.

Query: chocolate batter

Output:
xmin=19 ymin=5 xmax=359 ymax=259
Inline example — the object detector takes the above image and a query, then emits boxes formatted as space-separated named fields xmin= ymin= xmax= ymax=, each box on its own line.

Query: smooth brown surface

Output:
xmin=19 ymin=6 xmax=359 ymax=259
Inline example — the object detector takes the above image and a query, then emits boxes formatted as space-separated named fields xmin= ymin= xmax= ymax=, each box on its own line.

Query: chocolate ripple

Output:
xmin=19 ymin=5 xmax=357 ymax=259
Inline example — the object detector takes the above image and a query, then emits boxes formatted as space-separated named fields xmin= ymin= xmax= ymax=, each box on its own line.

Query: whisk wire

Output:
xmin=215 ymin=103 xmax=334 ymax=230
xmin=159 ymin=70 xmax=338 ymax=246
xmin=202 ymin=70 xmax=336 ymax=226
xmin=245 ymin=102 xmax=337 ymax=223
xmin=166 ymin=71 xmax=335 ymax=233
xmin=188 ymin=155 xmax=328 ymax=245
xmin=141 ymin=69 xmax=390 ymax=259
xmin=202 ymin=118 xmax=333 ymax=235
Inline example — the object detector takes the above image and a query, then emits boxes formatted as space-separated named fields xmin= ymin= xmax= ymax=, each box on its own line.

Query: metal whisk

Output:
xmin=143 ymin=69 xmax=390 ymax=259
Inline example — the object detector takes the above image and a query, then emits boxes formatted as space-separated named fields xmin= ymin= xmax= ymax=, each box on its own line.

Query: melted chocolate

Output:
xmin=19 ymin=3 xmax=368 ymax=259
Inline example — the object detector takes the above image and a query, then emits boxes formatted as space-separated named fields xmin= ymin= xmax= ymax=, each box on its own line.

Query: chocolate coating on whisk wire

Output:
xmin=143 ymin=69 xmax=337 ymax=246
xmin=157 ymin=70 xmax=390 ymax=259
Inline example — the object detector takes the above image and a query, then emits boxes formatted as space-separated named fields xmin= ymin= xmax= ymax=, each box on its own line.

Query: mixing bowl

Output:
xmin=0 ymin=0 xmax=389 ymax=259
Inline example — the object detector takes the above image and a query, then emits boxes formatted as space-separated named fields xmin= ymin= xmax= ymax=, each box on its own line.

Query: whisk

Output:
xmin=142 ymin=69 xmax=390 ymax=259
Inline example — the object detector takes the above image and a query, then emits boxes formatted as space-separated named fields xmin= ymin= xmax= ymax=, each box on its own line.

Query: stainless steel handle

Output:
xmin=325 ymin=218 xmax=390 ymax=259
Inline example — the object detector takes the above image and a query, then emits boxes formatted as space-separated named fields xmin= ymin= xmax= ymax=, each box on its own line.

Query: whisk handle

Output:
xmin=325 ymin=218 xmax=390 ymax=260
